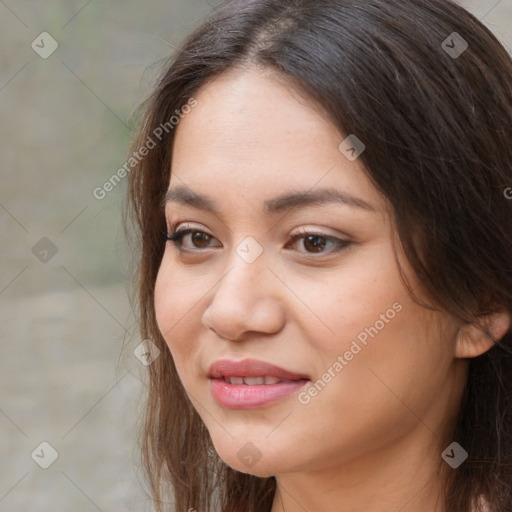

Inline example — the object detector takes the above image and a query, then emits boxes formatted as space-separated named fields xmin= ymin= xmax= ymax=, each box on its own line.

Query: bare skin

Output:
xmin=153 ymin=65 xmax=510 ymax=512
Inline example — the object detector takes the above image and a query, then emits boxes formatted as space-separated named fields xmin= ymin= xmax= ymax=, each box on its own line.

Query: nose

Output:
xmin=202 ymin=250 xmax=287 ymax=341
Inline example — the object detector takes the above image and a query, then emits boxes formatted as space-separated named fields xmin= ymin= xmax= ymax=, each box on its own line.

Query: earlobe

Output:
xmin=455 ymin=309 xmax=511 ymax=359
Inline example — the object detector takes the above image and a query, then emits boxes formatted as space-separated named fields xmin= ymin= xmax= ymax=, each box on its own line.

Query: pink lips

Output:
xmin=208 ymin=358 xmax=310 ymax=409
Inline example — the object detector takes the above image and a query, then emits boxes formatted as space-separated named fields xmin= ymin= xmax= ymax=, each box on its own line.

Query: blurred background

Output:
xmin=0 ymin=0 xmax=510 ymax=510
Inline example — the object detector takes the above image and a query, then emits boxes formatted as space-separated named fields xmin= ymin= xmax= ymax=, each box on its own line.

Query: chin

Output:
xmin=223 ymin=458 xmax=280 ymax=478
xmin=212 ymin=441 xmax=292 ymax=478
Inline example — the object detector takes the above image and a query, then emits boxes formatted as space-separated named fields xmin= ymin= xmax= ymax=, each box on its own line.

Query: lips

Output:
xmin=208 ymin=358 xmax=310 ymax=382
xmin=207 ymin=358 xmax=310 ymax=409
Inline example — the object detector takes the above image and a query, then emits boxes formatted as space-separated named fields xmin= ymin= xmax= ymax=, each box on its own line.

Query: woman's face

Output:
xmin=154 ymin=66 xmax=466 ymax=477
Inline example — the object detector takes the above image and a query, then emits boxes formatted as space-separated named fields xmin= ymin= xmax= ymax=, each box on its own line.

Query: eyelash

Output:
xmin=165 ymin=225 xmax=351 ymax=256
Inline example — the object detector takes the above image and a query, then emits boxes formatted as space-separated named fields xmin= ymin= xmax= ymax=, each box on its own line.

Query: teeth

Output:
xmin=244 ymin=376 xmax=265 ymax=385
xmin=224 ymin=376 xmax=288 ymax=385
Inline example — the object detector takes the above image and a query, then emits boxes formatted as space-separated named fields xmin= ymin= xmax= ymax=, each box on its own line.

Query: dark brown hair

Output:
xmin=125 ymin=0 xmax=512 ymax=510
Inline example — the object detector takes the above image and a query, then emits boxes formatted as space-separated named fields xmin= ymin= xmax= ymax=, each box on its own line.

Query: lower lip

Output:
xmin=210 ymin=378 xmax=309 ymax=409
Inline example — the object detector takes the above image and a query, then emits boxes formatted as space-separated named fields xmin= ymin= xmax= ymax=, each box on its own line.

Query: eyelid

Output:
xmin=168 ymin=221 xmax=213 ymax=235
xmin=290 ymin=225 xmax=348 ymax=240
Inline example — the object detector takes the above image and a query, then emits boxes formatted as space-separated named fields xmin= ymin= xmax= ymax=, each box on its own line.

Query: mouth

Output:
xmin=207 ymin=358 xmax=310 ymax=409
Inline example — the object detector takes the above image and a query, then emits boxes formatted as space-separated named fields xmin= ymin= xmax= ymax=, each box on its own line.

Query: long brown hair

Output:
xmin=124 ymin=1 xmax=512 ymax=510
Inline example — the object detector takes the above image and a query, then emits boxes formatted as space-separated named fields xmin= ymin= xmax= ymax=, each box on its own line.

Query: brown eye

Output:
xmin=166 ymin=228 xmax=220 ymax=251
xmin=190 ymin=231 xmax=212 ymax=248
xmin=302 ymin=235 xmax=327 ymax=253
xmin=288 ymin=231 xmax=349 ymax=255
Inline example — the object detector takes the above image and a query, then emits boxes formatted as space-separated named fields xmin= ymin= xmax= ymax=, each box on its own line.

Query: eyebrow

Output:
xmin=162 ymin=185 xmax=376 ymax=214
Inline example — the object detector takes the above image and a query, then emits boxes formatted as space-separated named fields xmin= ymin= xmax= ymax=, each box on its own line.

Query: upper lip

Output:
xmin=208 ymin=358 xmax=310 ymax=381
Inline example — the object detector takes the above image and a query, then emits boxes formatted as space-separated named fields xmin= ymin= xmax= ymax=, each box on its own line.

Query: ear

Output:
xmin=455 ymin=309 xmax=511 ymax=359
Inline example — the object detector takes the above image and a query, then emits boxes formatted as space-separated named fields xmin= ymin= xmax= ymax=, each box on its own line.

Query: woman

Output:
xmin=125 ymin=0 xmax=512 ymax=510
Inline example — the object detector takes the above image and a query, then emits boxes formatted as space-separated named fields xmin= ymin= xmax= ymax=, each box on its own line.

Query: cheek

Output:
xmin=153 ymin=255 xmax=203 ymax=376
xmin=291 ymin=248 xmax=453 ymax=416
xmin=286 ymin=245 xmax=402 ymax=356
xmin=304 ymin=292 xmax=455 ymax=435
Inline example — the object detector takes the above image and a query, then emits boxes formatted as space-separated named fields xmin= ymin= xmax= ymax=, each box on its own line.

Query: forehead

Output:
xmin=168 ymin=66 xmax=386 ymax=214
xmin=173 ymin=66 xmax=340 ymax=162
